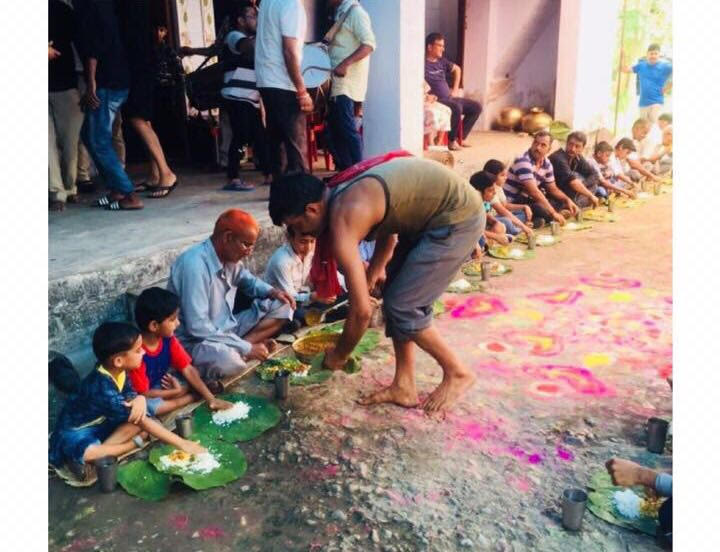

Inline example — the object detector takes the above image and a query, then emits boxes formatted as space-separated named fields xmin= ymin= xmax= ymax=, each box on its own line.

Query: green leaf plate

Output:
xmin=149 ymin=434 xmax=247 ymax=491
xmin=193 ymin=393 xmax=281 ymax=442
xmin=487 ymin=245 xmax=536 ymax=260
xmin=117 ymin=459 xmax=171 ymax=501
xmin=586 ymin=471 xmax=659 ymax=536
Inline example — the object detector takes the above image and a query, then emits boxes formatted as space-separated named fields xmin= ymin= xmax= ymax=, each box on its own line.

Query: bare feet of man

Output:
xmin=357 ymin=384 xmax=419 ymax=408
xmin=423 ymin=370 xmax=476 ymax=415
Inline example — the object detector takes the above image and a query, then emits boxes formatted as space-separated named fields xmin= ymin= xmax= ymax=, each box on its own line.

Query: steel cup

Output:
xmin=550 ymin=222 xmax=559 ymax=235
xmin=275 ymin=371 xmax=290 ymax=400
xmin=653 ymin=182 xmax=661 ymax=195
xmin=647 ymin=417 xmax=669 ymax=454
xmin=561 ymin=488 xmax=588 ymax=531
xmin=481 ymin=261 xmax=491 ymax=281
xmin=527 ymin=233 xmax=536 ymax=250
xmin=576 ymin=210 xmax=584 ymax=223
xmin=175 ymin=414 xmax=193 ymax=438
xmin=95 ymin=456 xmax=118 ymax=493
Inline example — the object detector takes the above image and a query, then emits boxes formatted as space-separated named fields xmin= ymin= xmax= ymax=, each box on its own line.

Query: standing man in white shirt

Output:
xmin=326 ymin=0 xmax=376 ymax=171
xmin=255 ymin=0 xmax=313 ymax=181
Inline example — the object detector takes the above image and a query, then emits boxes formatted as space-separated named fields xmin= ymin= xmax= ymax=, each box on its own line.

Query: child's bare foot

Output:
xmin=181 ymin=440 xmax=207 ymax=455
xmin=357 ymin=384 xmax=419 ymax=408
xmin=423 ymin=371 xmax=476 ymax=414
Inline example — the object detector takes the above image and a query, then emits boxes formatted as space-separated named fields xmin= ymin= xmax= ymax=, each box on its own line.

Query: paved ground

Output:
xmin=48 ymin=173 xmax=672 ymax=551
xmin=48 ymin=131 xmax=529 ymax=280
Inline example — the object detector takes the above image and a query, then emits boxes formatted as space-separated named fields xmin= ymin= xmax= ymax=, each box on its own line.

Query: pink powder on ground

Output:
xmin=556 ymin=446 xmax=574 ymax=461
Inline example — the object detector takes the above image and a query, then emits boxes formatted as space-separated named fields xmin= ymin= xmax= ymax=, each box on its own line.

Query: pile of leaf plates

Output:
xmin=193 ymin=393 xmax=282 ymax=442
xmin=432 ymin=299 xmax=446 ymax=316
xmin=488 ymin=245 xmax=536 ymax=261
xmin=586 ymin=471 xmax=659 ymax=536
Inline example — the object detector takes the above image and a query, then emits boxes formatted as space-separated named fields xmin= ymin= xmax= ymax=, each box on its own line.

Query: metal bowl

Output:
xmin=292 ymin=333 xmax=340 ymax=364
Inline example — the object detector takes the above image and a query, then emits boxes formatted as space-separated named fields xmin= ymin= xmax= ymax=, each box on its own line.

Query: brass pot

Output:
xmin=497 ymin=106 xmax=524 ymax=130
xmin=521 ymin=107 xmax=553 ymax=134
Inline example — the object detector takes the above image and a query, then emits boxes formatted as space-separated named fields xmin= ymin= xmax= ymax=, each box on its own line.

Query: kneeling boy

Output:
xmin=49 ymin=322 xmax=205 ymax=481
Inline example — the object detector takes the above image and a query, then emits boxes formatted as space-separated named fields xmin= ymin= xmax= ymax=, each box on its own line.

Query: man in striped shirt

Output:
xmin=503 ymin=131 xmax=578 ymax=226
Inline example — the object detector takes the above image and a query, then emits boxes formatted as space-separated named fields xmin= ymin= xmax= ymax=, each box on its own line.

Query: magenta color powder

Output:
xmin=527 ymin=453 xmax=543 ymax=464
xmin=556 ymin=446 xmax=574 ymax=461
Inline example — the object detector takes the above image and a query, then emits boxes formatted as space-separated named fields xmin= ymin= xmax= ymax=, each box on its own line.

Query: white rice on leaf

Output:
xmin=613 ymin=489 xmax=642 ymax=519
xmin=449 ymin=278 xmax=472 ymax=291
xmin=509 ymin=248 xmax=524 ymax=258
xmin=211 ymin=401 xmax=251 ymax=426
xmin=158 ymin=451 xmax=221 ymax=474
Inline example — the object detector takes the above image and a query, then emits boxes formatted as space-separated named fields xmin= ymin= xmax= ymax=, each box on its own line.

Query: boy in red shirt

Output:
xmin=131 ymin=287 xmax=233 ymax=415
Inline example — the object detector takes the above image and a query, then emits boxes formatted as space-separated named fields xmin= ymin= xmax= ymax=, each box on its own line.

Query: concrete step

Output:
xmin=49 ymin=223 xmax=286 ymax=363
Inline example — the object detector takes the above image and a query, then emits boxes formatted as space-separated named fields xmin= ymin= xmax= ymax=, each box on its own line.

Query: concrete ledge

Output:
xmin=49 ymin=223 xmax=287 ymax=362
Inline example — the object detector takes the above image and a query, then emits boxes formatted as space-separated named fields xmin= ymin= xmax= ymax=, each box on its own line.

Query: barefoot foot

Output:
xmin=357 ymin=384 xmax=419 ymax=408
xmin=423 ymin=371 xmax=476 ymax=414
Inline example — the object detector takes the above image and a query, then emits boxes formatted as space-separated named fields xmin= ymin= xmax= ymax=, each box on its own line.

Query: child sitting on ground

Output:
xmin=49 ymin=322 xmax=205 ymax=481
xmin=610 ymin=138 xmax=640 ymax=191
xmin=589 ymin=141 xmax=636 ymax=199
xmin=642 ymin=125 xmax=672 ymax=176
xmin=482 ymin=159 xmax=534 ymax=237
xmin=132 ymin=287 xmax=234 ymax=412
xmin=470 ymin=171 xmax=513 ymax=256
xmin=263 ymin=227 xmax=345 ymax=328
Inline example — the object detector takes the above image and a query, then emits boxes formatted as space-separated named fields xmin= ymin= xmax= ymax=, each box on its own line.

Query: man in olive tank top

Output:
xmin=269 ymin=157 xmax=485 ymax=414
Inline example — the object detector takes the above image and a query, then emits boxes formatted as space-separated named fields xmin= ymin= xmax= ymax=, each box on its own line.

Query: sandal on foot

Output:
xmin=49 ymin=200 xmax=66 ymax=212
xmin=67 ymin=460 xmax=96 ymax=482
xmin=134 ymin=181 xmax=159 ymax=193
xmin=148 ymin=181 xmax=177 ymax=199
xmin=105 ymin=193 xmax=144 ymax=211
xmin=223 ymin=178 xmax=256 ymax=192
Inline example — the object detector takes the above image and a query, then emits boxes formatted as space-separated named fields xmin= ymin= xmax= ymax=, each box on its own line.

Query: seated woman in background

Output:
xmin=423 ymin=81 xmax=452 ymax=146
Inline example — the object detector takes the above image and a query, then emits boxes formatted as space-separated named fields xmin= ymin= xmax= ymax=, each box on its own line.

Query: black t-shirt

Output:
xmin=75 ymin=0 xmax=130 ymax=89
xmin=49 ymin=0 xmax=78 ymax=92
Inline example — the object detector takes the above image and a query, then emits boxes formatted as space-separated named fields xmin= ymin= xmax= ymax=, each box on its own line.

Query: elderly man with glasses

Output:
xmin=168 ymin=209 xmax=295 ymax=384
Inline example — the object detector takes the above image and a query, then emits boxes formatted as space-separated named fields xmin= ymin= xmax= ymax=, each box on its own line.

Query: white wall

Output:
xmin=462 ymin=0 xmax=560 ymax=130
xmin=363 ymin=0 xmax=425 ymax=157
xmin=425 ymin=0 xmax=459 ymax=63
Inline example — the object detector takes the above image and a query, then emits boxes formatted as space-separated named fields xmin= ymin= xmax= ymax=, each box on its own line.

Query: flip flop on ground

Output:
xmin=148 ymin=181 xmax=178 ymax=199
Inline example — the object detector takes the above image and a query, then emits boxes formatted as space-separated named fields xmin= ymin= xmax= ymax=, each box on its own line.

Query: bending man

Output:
xmin=269 ymin=157 xmax=485 ymax=414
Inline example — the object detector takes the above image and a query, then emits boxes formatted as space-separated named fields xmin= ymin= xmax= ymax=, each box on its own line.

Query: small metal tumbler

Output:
xmin=653 ymin=182 xmax=661 ymax=195
xmin=480 ymin=261 xmax=491 ymax=281
xmin=641 ymin=179 xmax=648 ymax=192
xmin=550 ymin=222 xmax=559 ymax=236
xmin=95 ymin=456 xmax=118 ymax=493
xmin=576 ymin=210 xmax=584 ymax=223
xmin=275 ymin=371 xmax=290 ymax=400
xmin=527 ymin=233 xmax=536 ymax=250
xmin=176 ymin=414 xmax=193 ymax=438
xmin=646 ymin=417 xmax=669 ymax=454
xmin=561 ymin=488 xmax=588 ymax=531
xmin=607 ymin=198 xmax=615 ymax=213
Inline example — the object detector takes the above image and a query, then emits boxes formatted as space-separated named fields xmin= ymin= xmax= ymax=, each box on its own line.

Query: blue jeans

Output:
xmin=328 ymin=94 xmax=363 ymax=171
xmin=81 ymin=88 xmax=133 ymax=194
xmin=496 ymin=210 xmax=528 ymax=236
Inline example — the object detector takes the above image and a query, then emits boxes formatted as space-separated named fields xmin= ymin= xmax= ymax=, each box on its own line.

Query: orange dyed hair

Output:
xmin=213 ymin=209 xmax=259 ymax=236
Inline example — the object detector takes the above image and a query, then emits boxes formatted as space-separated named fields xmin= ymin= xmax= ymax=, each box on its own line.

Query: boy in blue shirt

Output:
xmin=49 ymin=322 xmax=205 ymax=481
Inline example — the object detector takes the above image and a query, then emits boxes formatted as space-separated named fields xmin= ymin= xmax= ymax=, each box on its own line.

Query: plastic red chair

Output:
xmin=306 ymin=112 xmax=333 ymax=174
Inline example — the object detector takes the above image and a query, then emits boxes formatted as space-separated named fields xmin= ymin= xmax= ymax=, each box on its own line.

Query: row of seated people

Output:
xmin=467 ymin=117 xmax=672 ymax=250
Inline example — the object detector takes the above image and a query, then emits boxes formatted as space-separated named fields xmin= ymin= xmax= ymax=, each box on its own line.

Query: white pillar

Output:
xmin=362 ymin=0 xmax=425 ymax=157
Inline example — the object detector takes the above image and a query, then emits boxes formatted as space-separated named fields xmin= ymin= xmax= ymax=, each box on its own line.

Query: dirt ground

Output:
xmin=48 ymin=180 xmax=672 ymax=551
